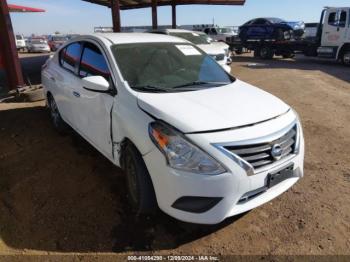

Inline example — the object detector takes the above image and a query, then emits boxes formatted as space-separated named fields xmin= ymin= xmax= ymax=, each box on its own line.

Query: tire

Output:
xmin=48 ymin=95 xmax=69 ymax=134
xmin=341 ymin=50 xmax=350 ymax=66
xmin=259 ymin=46 xmax=274 ymax=59
xmin=235 ymin=48 xmax=243 ymax=55
xmin=122 ymin=143 xmax=157 ymax=215
xmin=282 ymin=52 xmax=295 ymax=59
xmin=254 ymin=48 xmax=261 ymax=58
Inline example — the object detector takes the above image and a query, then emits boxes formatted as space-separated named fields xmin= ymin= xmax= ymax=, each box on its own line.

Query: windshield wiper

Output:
xmin=132 ymin=85 xmax=171 ymax=93
xmin=172 ymin=81 xmax=231 ymax=89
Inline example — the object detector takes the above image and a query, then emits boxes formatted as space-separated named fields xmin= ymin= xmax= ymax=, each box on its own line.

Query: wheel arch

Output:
xmin=119 ymin=137 xmax=146 ymax=170
xmin=46 ymin=90 xmax=53 ymax=107
xmin=337 ymin=43 xmax=350 ymax=60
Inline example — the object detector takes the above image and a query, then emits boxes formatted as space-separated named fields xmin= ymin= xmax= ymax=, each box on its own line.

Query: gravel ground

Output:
xmin=0 ymin=54 xmax=349 ymax=259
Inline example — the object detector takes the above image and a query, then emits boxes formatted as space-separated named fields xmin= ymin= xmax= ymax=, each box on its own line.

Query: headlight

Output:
xmin=292 ymin=109 xmax=302 ymax=154
xmin=149 ymin=121 xmax=226 ymax=175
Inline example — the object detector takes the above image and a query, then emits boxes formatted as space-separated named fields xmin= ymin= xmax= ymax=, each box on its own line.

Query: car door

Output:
xmin=247 ymin=19 xmax=270 ymax=39
xmin=322 ymin=8 xmax=348 ymax=47
xmin=51 ymin=42 xmax=82 ymax=126
xmin=71 ymin=40 xmax=115 ymax=159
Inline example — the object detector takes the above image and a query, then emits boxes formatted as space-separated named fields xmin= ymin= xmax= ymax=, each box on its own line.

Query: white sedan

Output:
xmin=42 ymin=33 xmax=304 ymax=225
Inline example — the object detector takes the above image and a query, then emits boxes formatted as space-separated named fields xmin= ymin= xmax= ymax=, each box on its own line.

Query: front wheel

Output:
xmin=123 ymin=143 xmax=157 ymax=215
xmin=282 ymin=52 xmax=295 ymax=59
xmin=259 ymin=46 xmax=274 ymax=60
xmin=341 ymin=50 xmax=350 ymax=66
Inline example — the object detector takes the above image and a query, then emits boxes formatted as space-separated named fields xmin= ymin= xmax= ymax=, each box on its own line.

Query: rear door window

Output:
xmin=60 ymin=42 xmax=81 ymax=73
xmin=79 ymin=42 xmax=111 ymax=80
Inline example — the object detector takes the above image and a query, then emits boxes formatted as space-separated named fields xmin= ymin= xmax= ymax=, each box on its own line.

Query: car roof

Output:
xmin=95 ymin=33 xmax=190 ymax=44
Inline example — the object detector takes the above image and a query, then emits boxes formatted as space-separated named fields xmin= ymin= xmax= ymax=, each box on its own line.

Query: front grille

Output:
xmin=211 ymin=54 xmax=225 ymax=61
xmin=224 ymin=125 xmax=297 ymax=170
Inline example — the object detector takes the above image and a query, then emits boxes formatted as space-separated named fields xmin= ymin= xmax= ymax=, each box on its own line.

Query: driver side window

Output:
xmin=339 ymin=11 xmax=347 ymax=27
xmin=210 ymin=28 xmax=217 ymax=35
xmin=79 ymin=42 xmax=111 ymax=81
xmin=328 ymin=12 xmax=337 ymax=26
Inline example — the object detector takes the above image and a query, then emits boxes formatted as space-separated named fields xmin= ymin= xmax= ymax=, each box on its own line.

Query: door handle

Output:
xmin=73 ymin=91 xmax=80 ymax=98
xmin=50 ymin=76 xmax=56 ymax=82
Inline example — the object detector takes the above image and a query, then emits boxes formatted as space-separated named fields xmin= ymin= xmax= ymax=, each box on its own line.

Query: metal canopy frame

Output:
xmin=0 ymin=1 xmax=45 ymax=90
xmin=84 ymin=0 xmax=245 ymax=10
xmin=83 ymin=0 xmax=245 ymax=31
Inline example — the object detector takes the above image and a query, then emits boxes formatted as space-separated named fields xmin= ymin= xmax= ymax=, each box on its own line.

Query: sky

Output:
xmin=9 ymin=0 xmax=350 ymax=35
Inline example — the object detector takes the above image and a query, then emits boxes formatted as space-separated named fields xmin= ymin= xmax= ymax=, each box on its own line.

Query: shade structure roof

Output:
xmin=8 ymin=4 xmax=45 ymax=13
xmin=83 ymin=0 xmax=245 ymax=10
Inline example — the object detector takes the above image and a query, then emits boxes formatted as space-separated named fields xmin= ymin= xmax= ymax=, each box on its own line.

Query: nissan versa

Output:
xmin=42 ymin=33 xmax=304 ymax=224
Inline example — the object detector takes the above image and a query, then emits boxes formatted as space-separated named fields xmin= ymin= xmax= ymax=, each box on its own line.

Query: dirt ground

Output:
xmin=0 ymin=54 xmax=349 ymax=259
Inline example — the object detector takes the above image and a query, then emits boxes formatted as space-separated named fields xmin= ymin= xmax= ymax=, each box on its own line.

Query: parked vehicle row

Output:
xmin=48 ymin=34 xmax=69 ymax=51
xmin=42 ymin=33 xmax=304 ymax=225
xmin=148 ymin=29 xmax=232 ymax=72
xmin=14 ymin=34 xmax=72 ymax=53
xmin=27 ymin=38 xmax=51 ymax=53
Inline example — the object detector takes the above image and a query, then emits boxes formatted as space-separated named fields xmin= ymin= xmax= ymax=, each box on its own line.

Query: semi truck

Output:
xmin=228 ymin=7 xmax=350 ymax=65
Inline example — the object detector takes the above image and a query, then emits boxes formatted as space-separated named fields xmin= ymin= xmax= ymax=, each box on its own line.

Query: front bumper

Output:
xmin=143 ymin=110 xmax=304 ymax=224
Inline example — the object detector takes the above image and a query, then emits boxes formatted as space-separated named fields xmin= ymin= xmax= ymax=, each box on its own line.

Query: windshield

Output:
xmin=111 ymin=43 xmax=234 ymax=92
xmin=16 ymin=35 xmax=23 ymax=40
xmin=267 ymin=18 xmax=285 ymax=24
xmin=169 ymin=32 xmax=210 ymax=45
xmin=52 ymin=36 xmax=67 ymax=41
xmin=217 ymin=28 xmax=232 ymax=34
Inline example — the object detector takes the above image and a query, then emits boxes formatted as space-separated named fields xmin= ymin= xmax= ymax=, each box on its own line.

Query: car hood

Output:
xmin=137 ymin=79 xmax=290 ymax=133
xmin=197 ymin=43 xmax=228 ymax=55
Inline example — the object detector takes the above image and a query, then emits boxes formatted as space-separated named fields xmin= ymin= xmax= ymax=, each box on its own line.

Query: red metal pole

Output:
xmin=0 ymin=0 xmax=25 ymax=90
xmin=152 ymin=0 xmax=158 ymax=29
xmin=171 ymin=1 xmax=176 ymax=29
xmin=111 ymin=0 xmax=121 ymax=32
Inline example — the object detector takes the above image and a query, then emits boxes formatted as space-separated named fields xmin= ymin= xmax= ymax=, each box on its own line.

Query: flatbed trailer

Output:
xmin=227 ymin=7 xmax=350 ymax=65
xmin=228 ymin=37 xmax=320 ymax=59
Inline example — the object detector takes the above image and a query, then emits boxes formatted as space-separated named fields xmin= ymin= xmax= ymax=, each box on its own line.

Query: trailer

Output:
xmin=228 ymin=7 xmax=350 ymax=65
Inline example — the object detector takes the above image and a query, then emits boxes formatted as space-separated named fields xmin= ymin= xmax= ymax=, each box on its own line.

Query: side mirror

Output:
xmin=82 ymin=75 xmax=110 ymax=93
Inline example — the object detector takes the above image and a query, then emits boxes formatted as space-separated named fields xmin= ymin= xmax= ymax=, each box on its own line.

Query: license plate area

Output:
xmin=266 ymin=164 xmax=294 ymax=188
